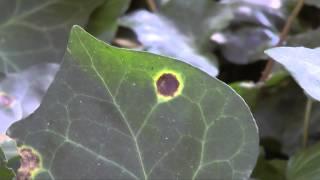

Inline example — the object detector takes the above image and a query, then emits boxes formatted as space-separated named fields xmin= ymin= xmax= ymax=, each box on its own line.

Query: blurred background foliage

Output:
xmin=1 ymin=0 xmax=320 ymax=179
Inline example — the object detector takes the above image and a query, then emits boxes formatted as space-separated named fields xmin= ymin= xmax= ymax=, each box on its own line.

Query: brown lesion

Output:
xmin=17 ymin=148 xmax=41 ymax=180
xmin=156 ymin=73 xmax=180 ymax=97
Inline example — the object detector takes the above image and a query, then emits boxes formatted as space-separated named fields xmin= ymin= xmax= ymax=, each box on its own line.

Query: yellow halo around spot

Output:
xmin=18 ymin=145 xmax=44 ymax=179
xmin=152 ymin=69 xmax=184 ymax=103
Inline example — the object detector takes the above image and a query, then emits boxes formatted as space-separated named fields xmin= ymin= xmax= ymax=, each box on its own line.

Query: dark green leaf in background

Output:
xmin=121 ymin=0 xmax=234 ymax=76
xmin=232 ymin=74 xmax=320 ymax=155
xmin=287 ymin=141 xmax=320 ymax=180
xmin=0 ymin=0 xmax=104 ymax=73
xmin=0 ymin=148 xmax=14 ymax=180
xmin=251 ymin=148 xmax=287 ymax=180
xmin=86 ymin=0 xmax=131 ymax=42
xmin=212 ymin=2 xmax=283 ymax=65
xmin=7 ymin=26 xmax=259 ymax=179
xmin=0 ymin=139 xmax=19 ymax=180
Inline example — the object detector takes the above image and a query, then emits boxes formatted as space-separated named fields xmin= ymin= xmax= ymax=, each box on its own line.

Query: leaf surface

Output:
xmin=8 ymin=26 xmax=259 ymax=179
xmin=287 ymin=142 xmax=320 ymax=180
xmin=0 ymin=139 xmax=19 ymax=180
xmin=86 ymin=0 xmax=131 ymax=42
xmin=0 ymin=0 xmax=103 ymax=73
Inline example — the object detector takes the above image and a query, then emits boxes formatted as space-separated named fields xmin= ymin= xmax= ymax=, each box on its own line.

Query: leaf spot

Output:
xmin=17 ymin=147 xmax=42 ymax=180
xmin=156 ymin=73 xmax=180 ymax=96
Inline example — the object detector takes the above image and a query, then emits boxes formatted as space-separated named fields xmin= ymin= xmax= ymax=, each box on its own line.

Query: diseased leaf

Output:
xmin=7 ymin=26 xmax=259 ymax=179
xmin=121 ymin=0 xmax=234 ymax=76
xmin=287 ymin=142 xmax=320 ymax=179
xmin=265 ymin=47 xmax=320 ymax=101
xmin=0 ymin=63 xmax=59 ymax=133
xmin=0 ymin=0 xmax=104 ymax=73
xmin=86 ymin=0 xmax=131 ymax=42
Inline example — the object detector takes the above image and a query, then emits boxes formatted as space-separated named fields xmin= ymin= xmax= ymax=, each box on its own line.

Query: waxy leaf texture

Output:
xmin=8 ymin=26 xmax=259 ymax=179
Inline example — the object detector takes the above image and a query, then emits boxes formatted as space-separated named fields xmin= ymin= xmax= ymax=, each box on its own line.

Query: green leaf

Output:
xmin=265 ymin=47 xmax=320 ymax=101
xmin=0 ymin=139 xmax=19 ymax=161
xmin=231 ymin=75 xmax=320 ymax=155
xmin=0 ymin=158 xmax=15 ymax=180
xmin=121 ymin=0 xmax=234 ymax=76
xmin=86 ymin=0 xmax=131 ymax=42
xmin=7 ymin=26 xmax=258 ymax=179
xmin=287 ymin=142 xmax=320 ymax=179
xmin=0 ymin=139 xmax=19 ymax=180
xmin=0 ymin=0 xmax=104 ymax=73
xmin=0 ymin=147 xmax=14 ymax=180
xmin=230 ymin=71 xmax=289 ymax=108
xmin=251 ymin=149 xmax=286 ymax=180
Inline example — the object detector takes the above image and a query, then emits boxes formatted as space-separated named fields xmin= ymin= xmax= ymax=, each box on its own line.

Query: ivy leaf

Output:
xmin=121 ymin=0 xmax=233 ymax=76
xmin=231 ymin=74 xmax=320 ymax=155
xmin=287 ymin=142 xmax=320 ymax=179
xmin=7 ymin=26 xmax=259 ymax=179
xmin=0 ymin=0 xmax=104 ymax=73
xmin=0 ymin=63 xmax=59 ymax=134
xmin=86 ymin=0 xmax=131 ymax=42
xmin=265 ymin=47 xmax=320 ymax=101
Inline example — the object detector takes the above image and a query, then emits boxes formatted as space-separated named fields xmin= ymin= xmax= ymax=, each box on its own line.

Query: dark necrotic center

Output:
xmin=156 ymin=73 xmax=179 ymax=96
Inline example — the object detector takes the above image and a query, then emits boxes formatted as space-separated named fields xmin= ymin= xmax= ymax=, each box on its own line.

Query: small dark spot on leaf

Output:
xmin=17 ymin=148 xmax=40 ymax=180
xmin=156 ymin=73 xmax=179 ymax=96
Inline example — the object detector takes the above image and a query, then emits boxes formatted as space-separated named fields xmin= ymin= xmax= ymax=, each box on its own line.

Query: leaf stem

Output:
xmin=145 ymin=0 xmax=157 ymax=12
xmin=303 ymin=97 xmax=313 ymax=148
xmin=259 ymin=0 xmax=305 ymax=82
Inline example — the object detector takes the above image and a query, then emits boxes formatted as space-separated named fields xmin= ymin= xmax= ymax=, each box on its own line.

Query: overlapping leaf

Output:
xmin=287 ymin=142 xmax=320 ymax=179
xmin=212 ymin=2 xmax=283 ymax=64
xmin=0 ymin=0 xmax=104 ymax=73
xmin=232 ymin=75 xmax=320 ymax=155
xmin=0 ymin=139 xmax=19 ymax=180
xmin=7 ymin=26 xmax=259 ymax=179
xmin=265 ymin=47 xmax=320 ymax=101
xmin=86 ymin=0 xmax=131 ymax=42
xmin=121 ymin=0 xmax=234 ymax=76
